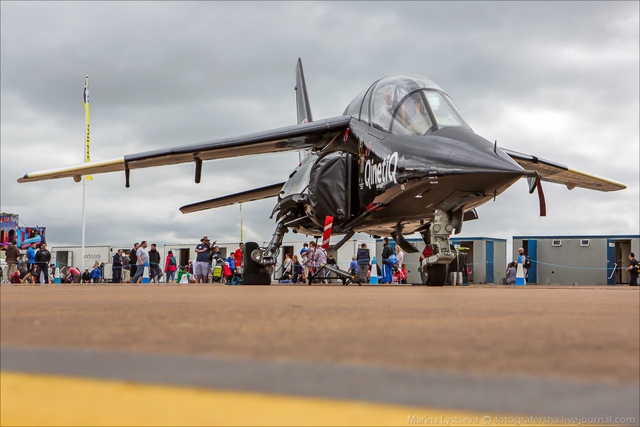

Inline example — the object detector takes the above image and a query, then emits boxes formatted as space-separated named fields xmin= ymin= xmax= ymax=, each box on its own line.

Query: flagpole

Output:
xmin=82 ymin=176 xmax=86 ymax=270
xmin=239 ymin=203 xmax=244 ymax=243
xmin=82 ymin=75 xmax=91 ymax=270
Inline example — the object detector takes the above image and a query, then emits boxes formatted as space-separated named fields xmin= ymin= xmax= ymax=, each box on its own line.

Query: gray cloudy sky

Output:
xmin=1 ymin=1 xmax=638 ymax=249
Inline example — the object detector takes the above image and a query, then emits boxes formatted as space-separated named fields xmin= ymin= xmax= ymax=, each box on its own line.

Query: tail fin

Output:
xmin=295 ymin=58 xmax=313 ymax=124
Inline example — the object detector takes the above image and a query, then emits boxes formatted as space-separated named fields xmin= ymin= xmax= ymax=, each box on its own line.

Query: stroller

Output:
xmin=212 ymin=259 xmax=224 ymax=282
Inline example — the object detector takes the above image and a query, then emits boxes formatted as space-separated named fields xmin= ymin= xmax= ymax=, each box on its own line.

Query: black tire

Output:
xmin=242 ymin=242 xmax=271 ymax=285
xmin=426 ymin=264 xmax=447 ymax=286
xmin=419 ymin=266 xmax=428 ymax=285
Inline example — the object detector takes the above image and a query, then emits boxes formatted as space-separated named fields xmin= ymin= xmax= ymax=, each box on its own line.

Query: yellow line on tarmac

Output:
xmin=1 ymin=371 xmax=576 ymax=426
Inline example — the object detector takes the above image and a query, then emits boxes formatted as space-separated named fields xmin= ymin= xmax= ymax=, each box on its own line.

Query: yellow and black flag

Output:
xmin=83 ymin=75 xmax=92 ymax=180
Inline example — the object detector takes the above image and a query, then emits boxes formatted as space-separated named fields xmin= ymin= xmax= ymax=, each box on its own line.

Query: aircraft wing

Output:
xmin=180 ymin=182 xmax=285 ymax=214
xmin=18 ymin=116 xmax=351 ymax=183
xmin=503 ymin=149 xmax=626 ymax=192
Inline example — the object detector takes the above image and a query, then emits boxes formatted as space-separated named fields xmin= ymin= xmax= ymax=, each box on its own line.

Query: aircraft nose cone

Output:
xmin=462 ymin=144 xmax=523 ymax=174
xmin=431 ymin=128 xmax=524 ymax=175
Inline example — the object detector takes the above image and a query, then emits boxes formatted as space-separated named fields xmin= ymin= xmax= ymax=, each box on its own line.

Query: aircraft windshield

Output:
xmin=344 ymin=75 xmax=469 ymax=136
xmin=424 ymin=91 xmax=463 ymax=127
xmin=390 ymin=92 xmax=433 ymax=136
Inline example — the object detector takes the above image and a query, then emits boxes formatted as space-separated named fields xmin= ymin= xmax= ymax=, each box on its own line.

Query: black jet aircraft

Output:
xmin=19 ymin=59 xmax=625 ymax=284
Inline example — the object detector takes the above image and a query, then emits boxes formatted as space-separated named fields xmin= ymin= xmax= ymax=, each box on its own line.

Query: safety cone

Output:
xmin=142 ymin=261 xmax=150 ymax=284
xmin=369 ymin=256 xmax=379 ymax=285
xmin=53 ymin=262 xmax=61 ymax=284
xmin=515 ymin=262 xmax=526 ymax=286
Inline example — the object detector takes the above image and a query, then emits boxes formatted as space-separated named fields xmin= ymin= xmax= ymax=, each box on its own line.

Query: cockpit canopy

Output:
xmin=344 ymin=75 xmax=470 ymax=136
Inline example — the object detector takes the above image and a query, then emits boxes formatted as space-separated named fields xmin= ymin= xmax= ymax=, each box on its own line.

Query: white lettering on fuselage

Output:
xmin=364 ymin=151 xmax=398 ymax=189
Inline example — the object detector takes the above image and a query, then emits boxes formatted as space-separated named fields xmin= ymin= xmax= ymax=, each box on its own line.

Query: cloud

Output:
xmin=1 ymin=1 xmax=638 ymax=252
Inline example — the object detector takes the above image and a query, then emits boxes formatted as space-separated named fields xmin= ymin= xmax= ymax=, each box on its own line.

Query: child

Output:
xmin=506 ymin=262 xmax=517 ymax=285
xmin=222 ymin=262 xmax=234 ymax=283
xmin=349 ymin=256 xmax=358 ymax=276
xmin=278 ymin=273 xmax=293 ymax=284
xmin=398 ymin=263 xmax=408 ymax=284
xmin=177 ymin=267 xmax=190 ymax=285
xmin=91 ymin=264 xmax=102 ymax=283
xmin=292 ymin=255 xmax=303 ymax=284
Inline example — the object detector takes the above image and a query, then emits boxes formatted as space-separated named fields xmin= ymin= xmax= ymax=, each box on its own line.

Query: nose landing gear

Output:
xmin=419 ymin=209 xmax=457 ymax=286
xmin=243 ymin=220 xmax=289 ymax=285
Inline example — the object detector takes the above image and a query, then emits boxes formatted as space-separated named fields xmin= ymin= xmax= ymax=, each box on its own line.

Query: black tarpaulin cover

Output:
xmin=308 ymin=153 xmax=349 ymax=221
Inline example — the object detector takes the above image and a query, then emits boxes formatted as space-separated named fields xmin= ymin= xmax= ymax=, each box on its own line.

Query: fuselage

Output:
xmin=349 ymin=121 xmax=524 ymax=236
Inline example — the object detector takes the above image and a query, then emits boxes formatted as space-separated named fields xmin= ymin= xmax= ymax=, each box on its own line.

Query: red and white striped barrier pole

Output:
xmin=321 ymin=215 xmax=333 ymax=250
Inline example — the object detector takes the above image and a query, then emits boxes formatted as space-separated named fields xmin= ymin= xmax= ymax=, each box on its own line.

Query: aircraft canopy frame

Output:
xmin=344 ymin=75 xmax=470 ymax=136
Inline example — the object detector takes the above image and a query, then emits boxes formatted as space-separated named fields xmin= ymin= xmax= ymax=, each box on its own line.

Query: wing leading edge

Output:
xmin=503 ymin=149 xmax=626 ymax=192
xmin=18 ymin=116 xmax=351 ymax=183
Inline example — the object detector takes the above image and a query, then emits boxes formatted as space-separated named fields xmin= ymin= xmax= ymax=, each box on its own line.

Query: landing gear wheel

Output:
xmin=242 ymin=242 xmax=272 ymax=285
xmin=419 ymin=266 xmax=428 ymax=285
xmin=426 ymin=264 xmax=447 ymax=286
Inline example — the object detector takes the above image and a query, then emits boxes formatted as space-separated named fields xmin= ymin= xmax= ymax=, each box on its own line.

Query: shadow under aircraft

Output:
xmin=19 ymin=59 xmax=625 ymax=285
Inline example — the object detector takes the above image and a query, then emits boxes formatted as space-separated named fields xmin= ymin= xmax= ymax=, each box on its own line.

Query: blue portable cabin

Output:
xmin=512 ymin=235 xmax=640 ymax=285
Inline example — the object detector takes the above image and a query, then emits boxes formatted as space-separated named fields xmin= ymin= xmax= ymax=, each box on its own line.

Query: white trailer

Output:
xmin=51 ymin=245 xmax=132 ymax=280
xmin=52 ymin=244 xmax=171 ymax=281
xmin=51 ymin=245 xmax=110 ymax=272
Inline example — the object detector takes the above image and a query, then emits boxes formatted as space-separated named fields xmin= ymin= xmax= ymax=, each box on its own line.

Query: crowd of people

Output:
xmin=1 ymin=240 xmax=53 ymax=284
xmin=4 ymin=237 xmax=638 ymax=286
xmin=276 ymin=238 xmax=407 ymax=285
xmin=3 ymin=236 xmax=411 ymax=286
xmin=108 ymin=237 xmax=245 ymax=285
xmin=0 ymin=235 xmax=474 ymax=286
xmin=0 ymin=237 xmax=246 ymax=285
xmin=277 ymin=240 xmax=345 ymax=284
xmin=1 ymin=238 xmax=133 ymax=285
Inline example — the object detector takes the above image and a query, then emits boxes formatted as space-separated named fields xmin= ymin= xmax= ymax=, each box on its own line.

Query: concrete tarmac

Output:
xmin=1 ymin=284 xmax=638 ymax=425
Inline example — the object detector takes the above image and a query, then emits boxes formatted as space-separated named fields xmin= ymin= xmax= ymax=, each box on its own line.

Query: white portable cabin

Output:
xmin=52 ymin=244 xmax=165 ymax=281
xmin=51 ymin=245 xmax=114 ymax=276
